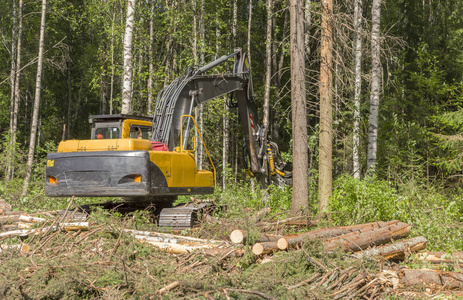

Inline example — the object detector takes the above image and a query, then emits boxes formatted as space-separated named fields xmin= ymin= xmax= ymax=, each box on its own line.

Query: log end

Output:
xmin=277 ymin=238 xmax=288 ymax=250
xmin=21 ymin=244 xmax=30 ymax=253
xmin=252 ymin=243 xmax=264 ymax=256
xmin=230 ymin=229 xmax=245 ymax=244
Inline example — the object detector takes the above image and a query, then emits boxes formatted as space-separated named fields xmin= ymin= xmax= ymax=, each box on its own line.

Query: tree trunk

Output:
xmin=110 ymin=12 xmax=115 ymax=115
xmin=196 ymin=0 xmax=205 ymax=170
xmin=367 ymin=0 xmax=381 ymax=173
xmin=262 ymin=0 xmax=272 ymax=133
xmin=147 ymin=2 xmax=154 ymax=115
xmin=7 ymin=0 xmax=23 ymax=180
xmin=290 ymin=0 xmax=309 ymax=214
xmin=22 ymin=0 xmax=46 ymax=197
xmin=318 ymin=0 xmax=333 ymax=213
xmin=222 ymin=1 xmax=232 ymax=189
xmin=247 ymin=0 xmax=253 ymax=64
xmin=304 ymin=0 xmax=311 ymax=59
xmin=7 ymin=0 xmax=17 ymax=179
xmin=352 ymin=236 xmax=427 ymax=260
xmin=353 ymin=0 xmax=363 ymax=179
xmin=121 ymin=0 xmax=136 ymax=115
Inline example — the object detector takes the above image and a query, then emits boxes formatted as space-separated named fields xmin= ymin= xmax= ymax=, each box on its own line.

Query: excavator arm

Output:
xmin=152 ymin=49 xmax=292 ymax=186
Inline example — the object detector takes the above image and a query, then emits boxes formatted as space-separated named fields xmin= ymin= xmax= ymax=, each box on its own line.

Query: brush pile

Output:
xmin=1 ymin=199 xmax=463 ymax=299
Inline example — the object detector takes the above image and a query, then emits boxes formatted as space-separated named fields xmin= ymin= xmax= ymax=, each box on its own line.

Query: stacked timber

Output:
xmin=229 ymin=220 xmax=427 ymax=260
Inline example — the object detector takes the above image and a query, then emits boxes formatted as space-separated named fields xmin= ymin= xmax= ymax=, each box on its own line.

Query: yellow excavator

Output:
xmin=46 ymin=49 xmax=291 ymax=227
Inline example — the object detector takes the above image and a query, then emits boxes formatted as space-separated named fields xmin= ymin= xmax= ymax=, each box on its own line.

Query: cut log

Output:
xmin=0 ymin=228 xmax=52 ymax=238
xmin=278 ymin=220 xmax=401 ymax=250
xmin=1 ymin=224 xmax=18 ymax=231
xmin=252 ymin=242 xmax=280 ymax=256
xmin=0 ymin=222 xmax=89 ymax=238
xmin=229 ymin=229 xmax=281 ymax=244
xmin=398 ymin=269 xmax=463 ymax=290
xmin=0 ymin=243 xmax=30 ymax=253
xmin=123 ymin=229 xmax=225 ymax=245
xmin=352 ymin=236 xmax=427 ymax=260
xmin=19 ymin=214 xmax=47 ymax=223
xmin=18 ymin=222 xmax=32 ymax=229
xmin=0 ymin=215 xmax=20 ymax=224
xmin=324 ymin=222 xmax=410 ymax=252
xmin=202 ymin=247 xmax=245 ymax=257
xmin=61 ymin=222 xmax=90 ymax=231
xmin=157 ymin=281 xmax=180 ymax=294
xmin=339 ymin=220 xmax=400 ymax=231
xmin=138 ymin=239 xmax=215 ymax=254
xmin=413 ymin=251 xmax=463 ymax=264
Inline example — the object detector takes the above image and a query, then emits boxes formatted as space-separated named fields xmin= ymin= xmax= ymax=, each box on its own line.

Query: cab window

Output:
xmin=94 ymin=127 xmax=120 ymax=139
xmin=129 ymin=126 xmax=152 ymax=139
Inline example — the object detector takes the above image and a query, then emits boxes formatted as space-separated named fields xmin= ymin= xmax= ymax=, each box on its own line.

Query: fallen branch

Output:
xmin=157 ymin=281 xmax=180 ymax=295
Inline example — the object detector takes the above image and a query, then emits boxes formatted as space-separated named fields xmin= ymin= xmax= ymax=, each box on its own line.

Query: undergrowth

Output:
xmin=330 ymin=175 xmax=463 ymax=251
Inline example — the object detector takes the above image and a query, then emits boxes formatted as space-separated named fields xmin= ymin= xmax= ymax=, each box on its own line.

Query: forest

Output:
xmin=1 ymin=0 xmax=463 ymax=297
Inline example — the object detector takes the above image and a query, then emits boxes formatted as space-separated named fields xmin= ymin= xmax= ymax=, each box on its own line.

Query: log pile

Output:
xmin=231 ymin=220 xmax=425 ymax=258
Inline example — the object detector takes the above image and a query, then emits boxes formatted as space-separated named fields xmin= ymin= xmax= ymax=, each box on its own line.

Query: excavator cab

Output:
xmin=89 ymin=115 xmax=153 ymax=140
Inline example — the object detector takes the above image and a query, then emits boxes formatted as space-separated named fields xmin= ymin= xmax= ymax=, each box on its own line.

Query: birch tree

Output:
xmin=222 ymin=0 xmax=236 ymax=189
xmin=353 ymin=0 xmax=363 ymax=179
xmin=147 ymin=1 xmax=154 ymax=115
xmin=7 ymin=0 xmax=22 ymax=180
xmin=290 ymin=0 xmax=309 ymax=214
xmin=121 ymin=0 xmax=136 ymax=115
xmin=262 ymin=0 xmax=273 ymax=132
xmin=318 ymin=0 xmax=333 ymax=212
xmin=22 ymin=0 xmax=47 ymax=196
xmin=367 ymin=0 xmax=381 ymax=174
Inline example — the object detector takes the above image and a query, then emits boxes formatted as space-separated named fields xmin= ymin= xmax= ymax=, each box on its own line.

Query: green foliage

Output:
xmin=330 ymin=175 xmax=463 ymax=251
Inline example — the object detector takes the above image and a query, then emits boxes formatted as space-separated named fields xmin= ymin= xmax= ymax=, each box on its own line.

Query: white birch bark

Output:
xmin=110 ymin=12 xmax=115 ymax=115
xmin=222 ymin=2 xmax=230 ymax=189
xmin=262 ymin=0 xmax=272 ymax=133
xmin=367 ymin=0 xmax=381 ymax=174
xmin=121 ymin=0 xmax=136 ymax=115
xmin=304 ymin=0 xmax=311 ymax=59
xmin=147 ymin=2 xmax=154 ymax=115
xmin=353 ymin=0 xmax=363 ymax=179
xmin=196 ymin=0 xmax=205 ymax=170
xmin=8 ymin=0 xmax=17 ymax=135
xmin=7 ymin=0 xmax=19 ymax=180
xmin=247 ymin=0 xmax=253 ymax=65
xmin=22 ymin=0 xmax=47 ymax=196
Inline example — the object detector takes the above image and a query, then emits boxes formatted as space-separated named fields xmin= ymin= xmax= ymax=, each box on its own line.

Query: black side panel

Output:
xmin=46 ymin=151 xmax=167 ymax=197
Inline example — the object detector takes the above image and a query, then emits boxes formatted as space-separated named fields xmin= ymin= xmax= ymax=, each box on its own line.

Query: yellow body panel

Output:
xmin=58 ymin=139 xmax=152 ymax=152
xmin=149 ymin=151 xmax=213 ymax=188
